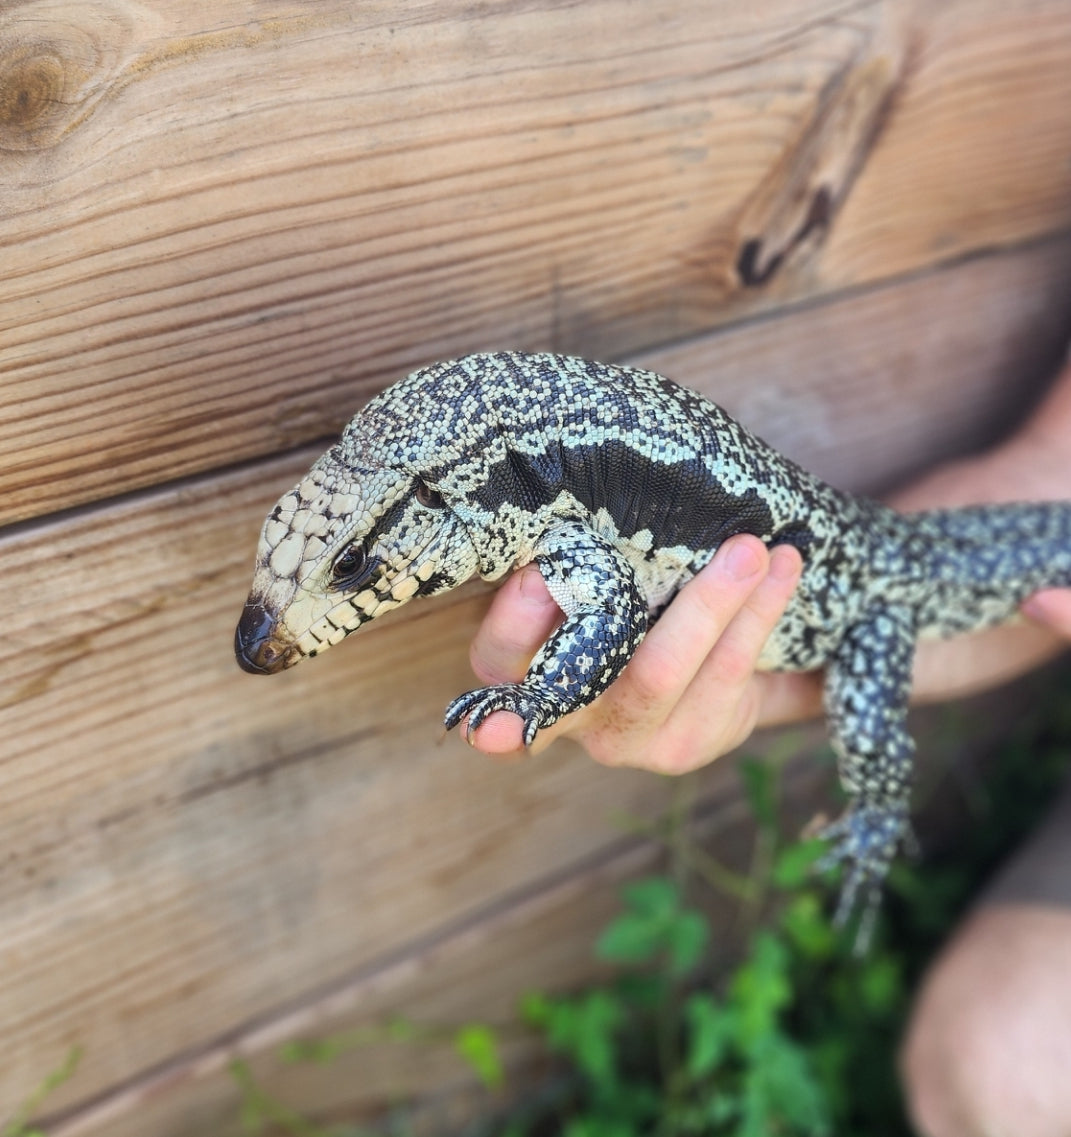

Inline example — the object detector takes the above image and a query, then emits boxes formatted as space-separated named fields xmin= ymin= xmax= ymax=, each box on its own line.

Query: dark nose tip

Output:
xmin=234 ymin=600 xmax=293 ymax=675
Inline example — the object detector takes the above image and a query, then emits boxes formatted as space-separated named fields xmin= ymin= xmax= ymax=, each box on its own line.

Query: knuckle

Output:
xmin=688 ymin=571 xmax=736 ymax=622
xmin=469 ymin=638 xmax=519 ymax=685
xmin=625 ymin=644 xmax=682 ymax=707
xmin=708 ymin=639 xmax=755 ymax=687
xmin=654 ymin=738 xmax=696 ymax=776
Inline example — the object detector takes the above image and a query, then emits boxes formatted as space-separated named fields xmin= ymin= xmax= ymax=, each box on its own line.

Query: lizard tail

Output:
xmin=910 ymin=501 xmax=1071 ymax=590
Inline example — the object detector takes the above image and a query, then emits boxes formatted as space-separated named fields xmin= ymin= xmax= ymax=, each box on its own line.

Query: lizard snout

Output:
xmin=234 ymin=600 xmax=296 ymax=674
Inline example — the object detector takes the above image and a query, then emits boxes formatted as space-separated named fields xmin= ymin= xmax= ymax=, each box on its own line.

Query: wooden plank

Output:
xmin=2 ymin=239 xmax=1069 ymax=1121
xmin=2 ymin=0 xmax=1071 ymax=523
xmin=42 ymin=766 xmax=829 ymax=1137
xmin=638 ymin=233 xmax=1071 ymax=496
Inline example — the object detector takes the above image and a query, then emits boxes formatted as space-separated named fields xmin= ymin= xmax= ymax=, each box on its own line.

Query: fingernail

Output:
xmin=519 ymin=565 xmax=548 ymax=600
xmin=721 ymin=539 xmax=763 ymax=581
xmin=769 ymin=546 xmax=802 ymax=582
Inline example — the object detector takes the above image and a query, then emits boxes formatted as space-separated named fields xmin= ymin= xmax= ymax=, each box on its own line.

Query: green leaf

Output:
xmin=780 ymin=892 xmax=837 ymax=959
xmin=702 ymin=1090 xmax=740 ymax=1125
xmin=772 ymin=839 xmax=827 ymax=889
xmin=524 ymin=990 xmax=623 ymax=1091
xmin=730 ymin=933 xmax=791 ymax=1046
xmin=596 ymin=912 xmax=664 ymax=965
xmin=621 ymin=876 xmax=680 ymax=920
xmin=519 ymin=989 xmax=552 ymax=1026
xmin=454 ymin=1024 xmax=504 ymax=1090
xmin=571 ymin=991 xmax=624 ymax=1088
xmin=741 ymin=1033 xmax=830 ymax=1137
xmin=858 ymin=955 xmax=903 ymax=1015
xmin=684 ymin=994 xmax=732 ymax=1080
xmin=666 ymin=909 xmax=709 ymax=976
xmin=596 ymin=878 xmax=682 ymax=965
xmin=521 ymin=990 xmax=624 ymax=1090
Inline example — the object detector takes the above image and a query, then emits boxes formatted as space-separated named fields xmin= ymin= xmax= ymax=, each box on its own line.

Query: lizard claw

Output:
xmin=817 ymin=802 xmax=910 ymax=952
xmin=444 ymin=684 xmax=564 ymax=746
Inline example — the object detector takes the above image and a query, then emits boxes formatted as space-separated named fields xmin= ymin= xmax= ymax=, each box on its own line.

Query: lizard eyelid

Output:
xmin=330 ymin=545 xmax=380 ymax=592
xmin=415 ymin=478 xmax=445 ymax=509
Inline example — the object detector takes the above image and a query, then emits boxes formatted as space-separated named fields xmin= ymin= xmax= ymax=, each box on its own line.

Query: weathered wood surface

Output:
xmin=3 ymin=239 xmax=1070 ymax=1129
xmin=3 ymin=0 xmax=1071 ymax=524
xmin=48 ymin=764 xmax=832 ymax=1137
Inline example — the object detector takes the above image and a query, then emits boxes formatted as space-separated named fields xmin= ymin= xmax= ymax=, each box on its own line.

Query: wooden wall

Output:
xmin=2 ymin=0 xmax=1071 ymax=1132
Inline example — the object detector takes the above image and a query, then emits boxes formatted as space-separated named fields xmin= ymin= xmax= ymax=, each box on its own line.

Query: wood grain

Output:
xmin=2 ymin=0 xmax=1071 ymax=523
xmin=42 ymin=764 xmax=832 ymax=1137
xmin=2 ymin=239 xmax=1069 ymax=1125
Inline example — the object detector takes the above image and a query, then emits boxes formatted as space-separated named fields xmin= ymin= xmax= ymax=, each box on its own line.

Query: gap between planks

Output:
xmin=4 ymin=222 xmax=1069 ymax=551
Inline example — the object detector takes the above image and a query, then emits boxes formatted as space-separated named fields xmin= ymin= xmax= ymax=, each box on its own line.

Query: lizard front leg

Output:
xmin=445 ymin=521 xmax=648 ymax=745
xmin=819 ymin=604 xmax=918 ymax=944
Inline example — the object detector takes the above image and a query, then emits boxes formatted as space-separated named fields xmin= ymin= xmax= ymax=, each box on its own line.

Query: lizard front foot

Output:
xmin=444 ymin=684 xmax=566 ymax=746
xmin=817 ymin=801 xmax=913 ymax=950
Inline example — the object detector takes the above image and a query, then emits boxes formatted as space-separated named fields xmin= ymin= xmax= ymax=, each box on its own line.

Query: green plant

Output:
xmin=1 ymin=1048 xmax=81 ymax=1137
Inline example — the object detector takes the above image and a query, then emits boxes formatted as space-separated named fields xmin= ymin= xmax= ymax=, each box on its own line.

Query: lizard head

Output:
xmin=235 ymin=445 xmax=480 ymax=675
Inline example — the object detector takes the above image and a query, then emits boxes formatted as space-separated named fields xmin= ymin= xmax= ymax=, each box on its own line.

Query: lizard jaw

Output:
xmin=234 ymin=599 xmax=300 ymax=674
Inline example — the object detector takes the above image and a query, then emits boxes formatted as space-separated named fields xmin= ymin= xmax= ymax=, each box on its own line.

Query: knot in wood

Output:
xmin=0 ymin=46 xmax=71 ymax=144
xmin=0 ymin=2 xmax=139 ymax=153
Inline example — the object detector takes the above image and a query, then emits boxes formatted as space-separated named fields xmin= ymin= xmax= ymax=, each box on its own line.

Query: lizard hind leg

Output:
xmin=818 ymin=604 xmax=918 ymax=949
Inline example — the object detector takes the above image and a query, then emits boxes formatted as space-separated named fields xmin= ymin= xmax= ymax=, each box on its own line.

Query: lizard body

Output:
xmin=236 ymin=352 xmax=1071 ymax=922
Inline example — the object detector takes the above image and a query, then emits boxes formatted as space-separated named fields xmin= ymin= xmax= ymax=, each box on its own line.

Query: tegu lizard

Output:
xmin=235 ymin=352 xmax=1071 ymax=926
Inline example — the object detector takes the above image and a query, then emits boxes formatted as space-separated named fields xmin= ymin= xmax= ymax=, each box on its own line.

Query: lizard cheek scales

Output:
xmin=237 ymin=351 xmax=1071 ymax=945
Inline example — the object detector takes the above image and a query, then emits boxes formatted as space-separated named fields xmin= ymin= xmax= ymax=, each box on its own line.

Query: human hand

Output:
xmin=461 ymin=534 xmax=811 ymax=769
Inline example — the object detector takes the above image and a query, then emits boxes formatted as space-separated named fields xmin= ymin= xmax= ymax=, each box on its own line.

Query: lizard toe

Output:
xmin=443 ymin=683 xmax=562 ymax=744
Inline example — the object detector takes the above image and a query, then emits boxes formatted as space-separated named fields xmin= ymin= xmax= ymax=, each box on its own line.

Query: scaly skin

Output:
xmin=235 ymin=352 xmax=1071 ymax=931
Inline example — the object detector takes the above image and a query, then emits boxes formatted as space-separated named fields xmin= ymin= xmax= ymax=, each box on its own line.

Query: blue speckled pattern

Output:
xmin=236 ymin=351 xmax=1071 ymax=932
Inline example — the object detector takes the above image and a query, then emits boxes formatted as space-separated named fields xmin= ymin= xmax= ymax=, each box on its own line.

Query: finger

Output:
xmin=614 ymin=535 xmax=770 ymax=721
xmin=462 ymin=709 xmax=529 ymax=758
xmin=663 ymin=543 xmax=802 ymax=740
xmin=685 ymin=542 xmax=802 ymax=694
xmin=469 ymin=564 xmax=562 ymax=686
xmin=1021 ymin=589 xmax=1071 ymax=639
xmin=752 ymin=669 xmax=824 ymax=729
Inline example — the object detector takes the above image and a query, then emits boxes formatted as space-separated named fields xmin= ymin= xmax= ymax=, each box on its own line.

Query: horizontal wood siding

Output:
xmin=2 ymin=0 xmax=1070 ymax=1131
xmin=2 ymin=0 xmax=1071 ymax=522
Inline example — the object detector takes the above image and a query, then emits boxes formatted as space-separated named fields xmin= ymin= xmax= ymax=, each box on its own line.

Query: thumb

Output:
xmin=469 ymin=564 xmax=562 ymax=685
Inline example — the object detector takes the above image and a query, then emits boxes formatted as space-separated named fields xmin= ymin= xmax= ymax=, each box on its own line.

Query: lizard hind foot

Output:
xmin=444 ymin=684 xmax=564 ymax=746
xmin=816 ymin=802 xmax=912 ymax=952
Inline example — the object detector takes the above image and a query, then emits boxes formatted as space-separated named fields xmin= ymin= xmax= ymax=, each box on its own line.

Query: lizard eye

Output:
xmin=330 ymin=544 xmax=379 ymax=591
xmin=415 ymin=479 xmax=445 ymax=509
